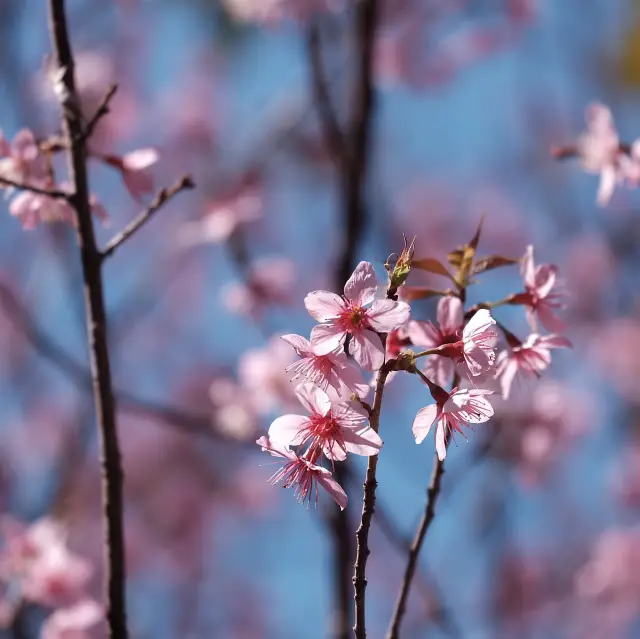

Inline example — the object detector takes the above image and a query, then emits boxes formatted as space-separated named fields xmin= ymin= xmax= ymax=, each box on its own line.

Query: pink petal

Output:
xmin=521 ymin=245 xmax=536 ymax=289
xmin=334 ymin=361 xmax=370 ymax=399
xmin=366 ymin=299 xmax=411 ymax=332
xmin=349 ymin=330 xmax=385 ymax=371
xmin=464 ymin=345 xmax=494 ymax=376
xmin=295 ymin=384 xmax=331 ymax=416
xmin=407 ymin=320 xmax=440 ymax=348
xmin=449 ymin=389 xmax=494 ymax=423
xmin=310 ymin=323 xmax=346 ymax=355
xmin=323 ymin=440 xmax=348 ymax=461
xmin=534 ymin=264 xmax=558 ymax=299
xmin=344 ymin=261 xmax=378 ymax=306
xmin=437 ymin=296 xmax=463 ymax=334
xmin=539 ymin=334 xmax=572 ymax=349
xmin=537 ymin=305 xmax=566 ymax=333
xmin=122 ymin=148 xmax=159 ymax=171
xmin=463 ymin=309 xmax=497 ymax=342
xmin=268 ymin=414 xmax=309 ymax=447
xmin=281 ymin=333 xmax=312 ymax=356
xmin=332 ymin=400 xmax=368 ymax=426
xmin=304 ymin=290 xmax=345 ymax=322
xmin=423 ymin=356 xmax=455 ymax=389
xmin=597 ymin=164 xmax=617 ymax=206
xmin=412 ymin=404 xmax=438 ymax=444
xmin=343 ymin=426 xmax=383 ymax=456
xmin=313 ymin=467 xmax=348 ymax=510
xmin=435 ymin=418 xmax=447 ymax=460
xmin=498 ymin=358 xmax=518 ymax=400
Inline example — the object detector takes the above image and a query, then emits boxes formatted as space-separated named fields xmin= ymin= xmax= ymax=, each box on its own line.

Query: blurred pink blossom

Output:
xmin=222 ymin=0 xmax=344 ymax=23
xmin=41 ymin=599 xmax=102 ymax=639
xmin=257 ymin=436 xmax=347 ymax=509
xmin=224 ymin=256 xmax=294 ymax=317
xmin=209 ymin=378 xmax=260 ymax=440
xmin=495 ymin=333 xmax=571 ymax=399
xmin=306 ymin=261 xmax=411 ymax=371
xmin=99 ymin=148 xmax=159 ymax=201
xmin=0 ymin=129 xmax=46 ymax=187
xmin=268 ymin=384 xmax=381 ymax=462
xmin=514 ymin=245 xmax=567 ymax=333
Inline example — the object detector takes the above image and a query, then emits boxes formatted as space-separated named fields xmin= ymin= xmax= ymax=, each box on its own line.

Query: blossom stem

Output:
xmin=47 ymin=1 xmax=128 ymax=636
xmin=0 ymin=177 xmax=69 ymax=199
xmin=385 ymin=372 xmax=458 ymax=639
xmin=352 ymin=358 xmax=391 ymax=639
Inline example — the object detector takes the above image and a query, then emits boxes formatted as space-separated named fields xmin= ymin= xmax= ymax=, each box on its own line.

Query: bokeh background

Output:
xmin=1 ymin=0 xmax=640 ymax=637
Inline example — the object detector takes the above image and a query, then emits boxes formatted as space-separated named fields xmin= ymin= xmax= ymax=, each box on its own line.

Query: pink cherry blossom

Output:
xmin=222 ymin=0 xmax=344 ymax=23
xmin=99 ymin=148 xmax=159 ymax=201
xmin=0 ymin=517 xmax=93 ymax=608
xmin=409 ymin=298 xmax=498 ymax=383
xmin=495 ymin=333 xmax=572 ymax=399
xmin=224 ymin=256 xmax=294 ymax=317
xmin=257 ymin=435 xmax=348 ymax=509
xmin=514 ymin=245 xmax=567 ymax=333
xmin=412 ymin=387 xmax=494 ymax=461
xmin=305 ymin=261 xmax=410 ymax=371
xmin=180 ymin=177 xmax=263 ymax=245
xmin=268 ymin=384 xmax=381 ymax=461
xmin=41 ymin=599 xmax=102 ymax=639
xmin=281 ymin=333 xmax=369 ymax=399
xmin=9 ymin=187 xmax=109 ymax=230
xmin=0 ymin=129 xmax=46 ymax=187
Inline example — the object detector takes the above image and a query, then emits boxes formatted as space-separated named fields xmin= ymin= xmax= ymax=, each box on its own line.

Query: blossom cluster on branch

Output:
xmin=257 ymin=225 xmax=572 ymax=508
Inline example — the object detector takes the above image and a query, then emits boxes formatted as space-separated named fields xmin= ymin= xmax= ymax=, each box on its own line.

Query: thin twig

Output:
xmin=352 ymin=358 xmax=391 ymax=639
xmin=0 ymin=177 xmax=69 ymax=199
xmin=48 ymin=2 xmax=127 ymax=635
xmin=101 ymin=175 xmax=194 ymax=260
xmin=305 ymin=19 xmax=348 ymax=166
xmin=82 ymin=83 xmax=118 ymax=142
xmin=385 ymin=369 xmax=458 ymax=639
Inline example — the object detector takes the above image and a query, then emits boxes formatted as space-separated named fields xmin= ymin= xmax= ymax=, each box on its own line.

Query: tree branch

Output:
xmin=305 ymin=19 xmax=348 ymax=166
xmin=82 ymin=83 xmax=118 ymax=142
xmin=0 ymin=177 xmax=69 ymax=199
xmin=101 ymin=175 xmax=194 ymax=260
xmin=352 ymin=357 xmax=390 ymax=639
xmin=47 ymin=2 xmax=127 ymax=635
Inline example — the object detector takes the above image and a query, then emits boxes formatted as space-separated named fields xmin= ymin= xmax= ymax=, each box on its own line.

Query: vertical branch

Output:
xmin=352 ymin=361 xmax=390 ymax=639
xmin=385 ymin=374 xmax=459 ymax=639
xmin=385 ymin=453 xmax=448 ymax=639
xmin=47 ymin=2 xmax=128 ymax=637
xmin=305 ymin=3 xmax=379 ymax=637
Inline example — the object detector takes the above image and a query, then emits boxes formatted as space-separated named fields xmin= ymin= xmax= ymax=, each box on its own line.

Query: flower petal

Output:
xmin=310 ymin=323 xmax=346 ymax=355
xmin=295 ymin=384 xmax=331 ymax=416
xmin=412 ymin=404 xmax=438 ymax=444
xmin=343 ymin=426 xmax=383 ymax=456
xmin=304 ymin=291 xmax=345 ymax=322
xmin=367 ymin=299 xmax=411 ymax=332
xmin=407 ymin=320 xmax=440 ymax=348
xmin=435 ymin=419 xmax=447 ymax=460
xmin=281 ymin=333 xmax=312 ymax=356
xmin=313 ymin=466 xmax=348 ymax=510
xmin=344 ymin=261 xmax=377 ymax=306
xmin=350 ymin=330 xmax=385 ymax=371
xmin=437 ymin=296 xmax=463 ymax=334
xmin=268 ymin=414 xmax=309 ymax=447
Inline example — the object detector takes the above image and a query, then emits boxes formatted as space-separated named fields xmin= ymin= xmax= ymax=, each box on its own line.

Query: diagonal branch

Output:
xmin=0 ymin=177 xmax=69 ymax=199
xmin=101 ymin=175 xmax=194 ymax=260
xmin=82 ymin=83 xmax=118 ymax=142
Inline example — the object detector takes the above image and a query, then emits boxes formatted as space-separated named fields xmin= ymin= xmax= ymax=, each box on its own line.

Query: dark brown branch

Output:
xmin=386 ymin=452 xmax=448 ymax=639
xmin=82 ymin=83 xmax=118 ymax=142
xmin=306 ymin=19 xmax=348 ymax=166
xmin=0 ymin=177 xmax=69 ymax=199
xmin=386 ymin=373 xmax=459 ymax=639
xmin=47 ymin=2 xmax=127 ymax=636
xmin=101 ymin=175 xmax=194 ymax=260
xmin=352 ymin=359 xmax=390 ymax=639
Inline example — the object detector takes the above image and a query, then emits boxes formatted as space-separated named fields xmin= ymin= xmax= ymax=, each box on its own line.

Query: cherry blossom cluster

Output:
xmin=552 ymin=102 xmax=640 ymax=206
xmin=0 ymin=517 xmax=101 ymax=638
xmin=256 ymin=229 xmax=572 ymax=509
xmin=0 ymin=127 xmax=158 ymax=229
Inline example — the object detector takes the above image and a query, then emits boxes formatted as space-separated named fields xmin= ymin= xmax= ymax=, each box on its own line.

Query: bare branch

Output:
xmin=101 ymin=175 xmax=194 ymax=260
xmin=0 ymin=177 xmax=69 ymax=199
xmin=82 ymin=83 xmax=118 ymax=142
xmin=48 ymin=1 xmax=128 ymax=636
